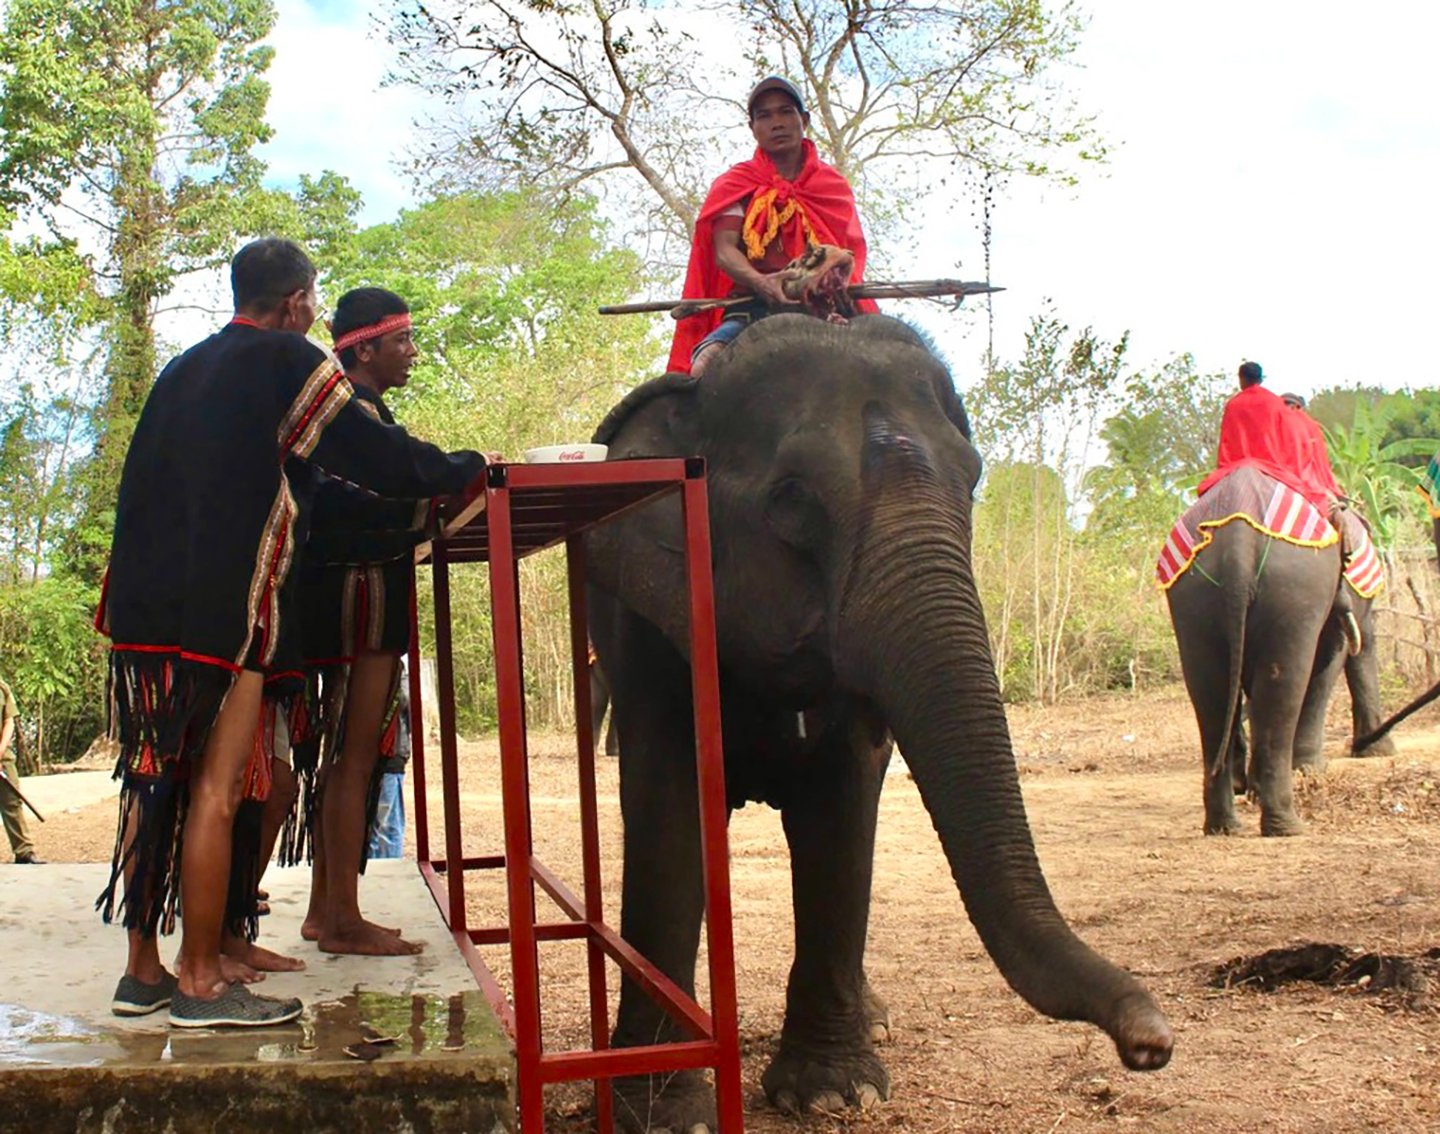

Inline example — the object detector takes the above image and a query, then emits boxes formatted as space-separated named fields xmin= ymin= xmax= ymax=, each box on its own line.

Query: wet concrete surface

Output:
xmin=0 ymin=861 xmax=514 ymax=1131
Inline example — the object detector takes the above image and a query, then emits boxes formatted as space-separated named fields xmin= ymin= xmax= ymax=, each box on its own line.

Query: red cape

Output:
xmin=667 ymin=140 xmax=877 ymax=374
xmin=1295 ymin=409 xmax=1341 ymax=501
xmin=1196 ymin=385 xmax=1335 ymax=508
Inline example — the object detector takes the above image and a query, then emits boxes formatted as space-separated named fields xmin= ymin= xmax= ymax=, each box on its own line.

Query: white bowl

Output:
xmin=523 ymin=443 xmax=609 ymax=464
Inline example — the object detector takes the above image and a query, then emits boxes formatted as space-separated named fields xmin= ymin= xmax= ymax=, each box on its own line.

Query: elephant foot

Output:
xmin=1353 ymin=735 xmax=1397 ymax=758
xmin=1260 ymin=812 xmax=1305 ymax=837
xmin=1292 ymin=753 xmax=1328 ymax=774
xmin=762 ymin=1042 xmax=889 ymax=1115
xmin=611 ymin=1070 xmax=715 ymax=1134
xmin=1203 ymin=808 xmax=1243 ymax=835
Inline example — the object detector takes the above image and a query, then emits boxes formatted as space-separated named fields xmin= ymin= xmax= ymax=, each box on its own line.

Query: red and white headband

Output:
xmin=331 ymin=312 xmax=412 ymax=355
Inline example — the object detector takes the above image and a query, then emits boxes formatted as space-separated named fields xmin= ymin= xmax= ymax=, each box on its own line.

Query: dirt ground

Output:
xmin=35 ymin=686 xmax=1440 ymax=1133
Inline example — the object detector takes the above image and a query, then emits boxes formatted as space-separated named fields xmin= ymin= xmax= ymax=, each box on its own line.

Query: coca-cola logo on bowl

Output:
xmin=558 ymin=450 xmax=586 ymax=461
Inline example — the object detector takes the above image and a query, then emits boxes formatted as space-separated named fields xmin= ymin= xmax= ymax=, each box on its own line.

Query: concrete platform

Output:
xmin=0 ymin=861 xmax=515 ymax=1133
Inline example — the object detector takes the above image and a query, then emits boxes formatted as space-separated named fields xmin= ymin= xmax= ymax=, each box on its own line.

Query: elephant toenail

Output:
xmin=869 ymin=1022 xmax=891 ymax=1044
xmin=686 ymin=1125 xmax=711 ymax=1134
xmin=857 ymin=1083 xmax=883 ymax=1109
xmin=775 ymin=1090 xmax=800 ymax=1114
xmin=809 ymin=1091 xmax=846 ymax=1114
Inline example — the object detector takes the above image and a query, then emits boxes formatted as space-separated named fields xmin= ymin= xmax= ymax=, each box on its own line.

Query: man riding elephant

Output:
xmin=1164 ymin=364 xmax=1392 ymax=834
xmin=670 ymin=76 xmax=878 ymax=377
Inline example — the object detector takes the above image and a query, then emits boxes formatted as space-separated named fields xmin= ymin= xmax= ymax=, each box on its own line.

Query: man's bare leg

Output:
xmin=115 ymin=791 xmax=171 ymax=986
xmin=313 ymin=653 xmax=421 ymax=955
xmin=690 ymin=341 xmax=723 ymax=378
xmin=221 ymin=759 xmax=305 ymax=973
xmin=175 ymin=671 xmax=285 ymax=999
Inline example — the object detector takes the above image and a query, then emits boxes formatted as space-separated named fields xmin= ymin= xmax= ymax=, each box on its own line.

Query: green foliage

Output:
xmin=1085 ymin=355 xmax=1230 ymax=540
xmin=324 ymin=191 xmax=658 ymax=732
xmin=0 ymin=0 xmax=324 ymax=582
xmin=967 ymin=313 xmax=1132 ymax=701
xmin=1321 ymin=396 xmax=1438 ymax=551
xmin=0 ymin=575 xmax=107 ymax=765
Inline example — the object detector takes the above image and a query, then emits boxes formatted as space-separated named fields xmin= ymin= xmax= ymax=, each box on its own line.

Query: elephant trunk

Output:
xmin=837 ymin=487 xmax=1173 ymax=1071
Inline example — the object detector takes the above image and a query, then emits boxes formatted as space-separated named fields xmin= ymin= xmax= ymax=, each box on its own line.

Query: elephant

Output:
xmin=584 ymin=313 xmax=1172 ymax=1132
xmin=588 ymin=656 xmax=619 ymax=757
xmin=1167 ymin=517 xmax=1390 ymax=837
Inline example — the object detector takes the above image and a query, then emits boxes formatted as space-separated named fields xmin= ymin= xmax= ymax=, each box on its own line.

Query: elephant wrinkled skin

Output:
xmin=1167 ymin=518 xmax=1390 ymax=837
xmin=585 ymin=314 xmax=1172 ymax=1132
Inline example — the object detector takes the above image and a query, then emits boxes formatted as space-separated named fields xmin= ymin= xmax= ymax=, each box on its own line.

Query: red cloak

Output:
xmin=666 ymin=139 xmax=877 ymax=374
xmin=1196 ymin=385 xmax=1334 ymax=508
xmin=1294 ymin=409 xmax=1342 ymax=502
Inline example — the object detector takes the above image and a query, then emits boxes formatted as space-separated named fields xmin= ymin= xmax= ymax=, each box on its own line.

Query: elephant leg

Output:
xmin=764 ymin=715 xmax=890 ymax=1113
xmin=1175 ymin=635 xmax=1243 ymax=833
xmin=1231 ymin=704 xmax=1249 ymax=795
xmin=605 ymin=618 xmax=715 ymax=1133
xmin=1294 ymin=619 xmax=1347 ymax=771
xmin=1247 ymin=662 xmax=1310 ymax=837
xmin=1346 ymin=621 xmax=1396 ymax=757
xmin=588 ymin=664 xmax=617 ymax=758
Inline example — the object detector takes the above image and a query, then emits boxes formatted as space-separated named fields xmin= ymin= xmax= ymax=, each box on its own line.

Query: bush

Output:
xmin=0 ymin=575 xmax=107 ymax=766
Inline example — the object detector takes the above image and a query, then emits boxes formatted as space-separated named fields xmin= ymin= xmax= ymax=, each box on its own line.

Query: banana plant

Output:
xmin=1322 ymin=396 xmax=1439 ymax=550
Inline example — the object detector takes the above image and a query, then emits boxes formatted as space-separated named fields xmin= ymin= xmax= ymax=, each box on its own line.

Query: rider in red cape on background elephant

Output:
xmin=1164 ymin=362 xmax=1392 ymax=837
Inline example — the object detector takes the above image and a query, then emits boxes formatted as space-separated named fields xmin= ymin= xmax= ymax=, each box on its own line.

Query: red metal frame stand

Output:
xmin=409 ymin=459 xmax=744 ymax=1134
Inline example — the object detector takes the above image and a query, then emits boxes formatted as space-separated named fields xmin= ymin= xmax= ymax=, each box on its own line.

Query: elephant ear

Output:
xmin=850 ymin=314 xmax=973 ymax=441
xmin=585 ymin=374 xmax=703 ymax=653
xmin=593 ymin=372 xmax=700 ymax=450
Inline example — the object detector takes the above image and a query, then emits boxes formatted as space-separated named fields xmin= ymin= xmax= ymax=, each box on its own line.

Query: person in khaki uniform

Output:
xmin=0 ymin=676 xmax=40 ymax=864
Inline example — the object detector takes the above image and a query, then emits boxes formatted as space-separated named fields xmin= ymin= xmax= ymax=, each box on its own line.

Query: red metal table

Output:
xmin=408 ymin=457 xmax=744 ymax=1134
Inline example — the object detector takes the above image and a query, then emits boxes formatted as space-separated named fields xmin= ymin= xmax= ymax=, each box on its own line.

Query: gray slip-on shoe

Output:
xmin=112 ymin=971 xmax=179 ymax=1017
xmin=168 ymin=982 xmax=303 ymax=1029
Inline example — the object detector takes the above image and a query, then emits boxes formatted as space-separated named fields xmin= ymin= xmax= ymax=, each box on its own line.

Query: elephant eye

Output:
xmin=765 ymin=476 xmax=825 ymax=548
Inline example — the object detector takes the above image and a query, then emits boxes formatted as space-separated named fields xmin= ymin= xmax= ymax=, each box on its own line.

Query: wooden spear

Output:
xmin=598 ymin=279 xmax=1004 ymax=320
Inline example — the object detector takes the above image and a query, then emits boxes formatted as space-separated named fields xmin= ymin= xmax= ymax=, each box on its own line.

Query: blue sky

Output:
xmin=256 ymin=0 xmax=1440 ymax=399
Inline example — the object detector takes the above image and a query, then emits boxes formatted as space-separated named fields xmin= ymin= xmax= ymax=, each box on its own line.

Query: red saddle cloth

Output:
xmin=1156 ymin=467 xmax=1383 ymax=597
xmin=1152 ymin=466 xmax=1376 ymax=598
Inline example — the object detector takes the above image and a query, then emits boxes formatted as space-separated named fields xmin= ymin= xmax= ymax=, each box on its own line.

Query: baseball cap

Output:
xmin=747 ymin=76 xmax=806 ymax=117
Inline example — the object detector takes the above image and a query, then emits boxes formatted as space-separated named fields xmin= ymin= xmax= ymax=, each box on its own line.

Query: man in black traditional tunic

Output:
xmin=293 ymin=287 xmax=434 ymax=956
xmin=98 ymin=240 xmax=486 ymax=1027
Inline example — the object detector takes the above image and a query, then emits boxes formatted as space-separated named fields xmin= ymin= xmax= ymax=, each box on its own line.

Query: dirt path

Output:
xmin=35 ymin=688 xmax=1440 ymax=1132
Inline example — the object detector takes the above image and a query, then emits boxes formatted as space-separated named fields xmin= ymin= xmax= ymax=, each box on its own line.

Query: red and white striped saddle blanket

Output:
xmin=1156 ymin=467 xmax=1383 ymax=597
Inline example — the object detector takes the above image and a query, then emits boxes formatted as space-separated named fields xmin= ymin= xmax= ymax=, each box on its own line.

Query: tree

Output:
xmin=968 ymin=310 xmax=1127 ymax=701
xmin=387 ymin=0 xmax=1103 ymax=268
xmin=321 ymin=190 xmax=658 ymax=731
xmin=0 ymin=0 xmax=322 ymax=577
xmin=1084 ymin=355 xmax=1230 ymax=540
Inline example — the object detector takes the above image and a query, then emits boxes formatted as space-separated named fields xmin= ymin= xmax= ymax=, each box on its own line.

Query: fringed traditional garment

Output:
xmin=282 ymin=385 xmax=426 ymax=871
xmin=95 ymin=322 xmax=483 ymax=940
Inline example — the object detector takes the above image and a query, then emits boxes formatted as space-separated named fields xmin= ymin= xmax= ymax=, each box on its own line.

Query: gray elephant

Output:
xmin=585 ymin=314 xmax=1172 ymax=1132
xmin=588 ymin=655 xmax=618 ymax=757
xmin=1167 ymin=515 xmax=1389 ymax=837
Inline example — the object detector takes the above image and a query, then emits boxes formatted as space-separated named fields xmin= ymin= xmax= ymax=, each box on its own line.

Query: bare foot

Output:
xmin=178 ymin=955 xmax=263 ymax=986
xmin=303 ymin=916 xmax=400 ymax=943
xmin=227 ymin=940 xmax=306 ymax=973
xmin=220 ymin=955 xmax=264 ymax=984
xmin=318 ymin=922 xmax=424 ymax=956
